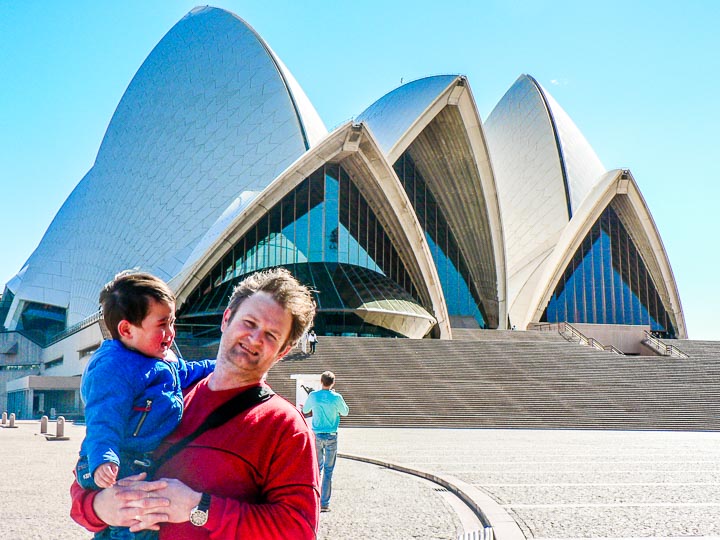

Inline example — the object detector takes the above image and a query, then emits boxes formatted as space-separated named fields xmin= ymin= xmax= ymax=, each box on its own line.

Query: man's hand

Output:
xmin=144 ymin=478 xmax=203 ymax=524
xmin=93 ymin=462 xmax=118 ymax=488
xmin=92 ymin=473 xmax=171 ymax=531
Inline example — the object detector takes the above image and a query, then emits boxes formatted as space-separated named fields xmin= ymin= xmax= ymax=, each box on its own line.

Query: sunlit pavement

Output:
xmin=4 ymin=422 xmax=720 ymax=539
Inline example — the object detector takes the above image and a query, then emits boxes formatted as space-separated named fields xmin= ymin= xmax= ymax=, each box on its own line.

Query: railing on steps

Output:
xmin=533 ymin=322 xmax=623 ymax=354
xmin=42 ymin=310 xmax=106 ymax=347
xmin=265 ymin=334 xmax=720 ymax=431
xmin=642 ymin=330 xmax=689 ymax=358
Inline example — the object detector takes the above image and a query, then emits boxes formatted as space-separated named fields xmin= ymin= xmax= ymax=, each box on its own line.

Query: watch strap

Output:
xmin=197 ymin=492 xmax=211 ymax=512
xmin=190 ymin=492 xmax=211 ymax=527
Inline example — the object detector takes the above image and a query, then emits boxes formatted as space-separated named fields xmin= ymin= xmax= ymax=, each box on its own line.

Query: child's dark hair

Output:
xmin=100 ymin=271 xmax=175 ymax=340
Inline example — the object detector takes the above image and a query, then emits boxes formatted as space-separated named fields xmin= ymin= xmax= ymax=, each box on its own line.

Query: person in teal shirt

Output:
xmin=303 ymin=371 xmax=349 ymax=511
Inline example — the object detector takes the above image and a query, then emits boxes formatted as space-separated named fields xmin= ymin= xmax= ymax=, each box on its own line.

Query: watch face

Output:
xmin=190 ymin=508 xmax=209 ymax=527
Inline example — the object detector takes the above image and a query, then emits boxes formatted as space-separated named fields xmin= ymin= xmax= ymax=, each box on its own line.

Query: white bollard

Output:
xmin=56 ymin=416 xmax=66 ymax=438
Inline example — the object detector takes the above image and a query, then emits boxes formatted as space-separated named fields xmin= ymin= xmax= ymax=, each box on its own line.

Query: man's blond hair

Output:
xmin=227 ymin=268 xmax=316 ymax=348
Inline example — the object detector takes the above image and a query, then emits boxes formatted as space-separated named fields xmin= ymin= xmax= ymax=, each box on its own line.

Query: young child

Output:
xmin=75 ymin=271 xmax=215 ymax=540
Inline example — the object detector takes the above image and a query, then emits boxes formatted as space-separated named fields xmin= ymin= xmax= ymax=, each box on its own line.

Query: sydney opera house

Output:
xmin=0 ymin=6 xmax=685 ymax=416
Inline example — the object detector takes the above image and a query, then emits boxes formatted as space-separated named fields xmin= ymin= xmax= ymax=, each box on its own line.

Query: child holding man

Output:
xmin=75 ymin=271 xmax=215 ymax=539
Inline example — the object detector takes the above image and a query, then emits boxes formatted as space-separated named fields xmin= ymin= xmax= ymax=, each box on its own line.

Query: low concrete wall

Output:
xmin=572 ymin=323 xmax=650 ymax=354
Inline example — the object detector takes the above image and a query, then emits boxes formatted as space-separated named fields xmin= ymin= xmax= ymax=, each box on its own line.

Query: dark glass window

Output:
xmin=393 ymin=153 xmax=486 ymax=327
xmin=0 ymin=288 xmax=14 ymax=331
xmin=542 ymin=204 xmax=676 ymax=337
xmin=17 ymin=301 xmax=67 ymax=342
xmin=177 ymin=164 xmax=426 ymax=337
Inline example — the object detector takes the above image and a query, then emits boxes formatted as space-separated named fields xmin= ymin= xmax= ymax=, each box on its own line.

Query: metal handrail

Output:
xmin=530 ymin=322 xmax=617 ymax=352
xmin=530 ymin=322 xmax=555 ymax=332
xmin=642 ymin=330 xmax=689 ymax=358
xmin=45 ymin=310 xmax=103 ymax=346
xmin=603 ymin=344 xmax=624 ymax=355
xmin=559 ymin=322 xmax=623 ymax=355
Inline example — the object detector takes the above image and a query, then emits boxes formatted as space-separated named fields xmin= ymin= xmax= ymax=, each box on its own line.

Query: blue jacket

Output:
xmin=79 ymin=339 xmax=215 ymax=475
xmin=303 ymin=388 xmax=349 ymax=433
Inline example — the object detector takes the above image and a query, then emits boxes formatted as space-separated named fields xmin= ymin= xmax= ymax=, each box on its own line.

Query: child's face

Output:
xmin=121 ymin=298 xmax=176 ymax=359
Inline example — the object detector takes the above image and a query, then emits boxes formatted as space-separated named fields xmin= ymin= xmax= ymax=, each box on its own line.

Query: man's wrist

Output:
xmin=90 ymin=487 xmax=121 ymax=528
xmin=75 ymin=485 xmax=107 ymax=531
xmin=189 ymin=492 xmax=211 ymax=527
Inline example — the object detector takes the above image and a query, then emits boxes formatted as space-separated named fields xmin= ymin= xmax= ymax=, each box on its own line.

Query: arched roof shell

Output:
xmin=524 ymin=169 xmax=686 ymax=338
xmin=171 ymin=122 xmax=451 ymax=338
xmin=485 ymin=74 xmax=605 ymax=326
xmin=358 ymin=76 xmax=507 ymax=328
xmin=356 ymin=75 xmax=458 ymax=159
xmin=5 ymin=6 xmax=326 ymax=328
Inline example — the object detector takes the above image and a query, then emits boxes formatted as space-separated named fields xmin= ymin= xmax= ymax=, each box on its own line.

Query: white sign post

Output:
xmin=290 ymin=374 xmax=322 ymax=409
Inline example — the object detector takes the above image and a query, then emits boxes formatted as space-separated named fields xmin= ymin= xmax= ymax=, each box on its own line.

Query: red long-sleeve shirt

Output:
xmin=70 ymin=378 xmax=320 ymax=539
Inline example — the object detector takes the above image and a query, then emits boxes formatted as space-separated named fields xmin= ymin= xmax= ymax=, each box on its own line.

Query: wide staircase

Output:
xmin=267 ymin=332 xmax=720 ymax=431
xmin=177 ymin=331 xmax=720 ymax=431
xmin=665 ymin=339 xmax=720 ymax=358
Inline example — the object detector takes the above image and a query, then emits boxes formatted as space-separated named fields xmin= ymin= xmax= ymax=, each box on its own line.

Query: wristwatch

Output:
xmin=189 ymin=492 xmax=211 ymax=527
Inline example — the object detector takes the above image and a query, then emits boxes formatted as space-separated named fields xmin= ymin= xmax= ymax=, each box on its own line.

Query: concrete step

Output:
xmin=180 ymin=333 xmax=720 ymax=431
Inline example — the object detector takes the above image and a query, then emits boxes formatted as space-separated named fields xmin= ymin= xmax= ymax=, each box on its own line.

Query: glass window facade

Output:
xmin=17 ymin=301 xmax=67 ymax=343
xmin=177 ymin=164 xmax=432 ymax=337
xmin=0 ymin=288 xmax=14 ymax=331
xmin=542 ymin=204 xmax=676 ymax=337
xmin=393 ymin=153 xmax=487 ymax=327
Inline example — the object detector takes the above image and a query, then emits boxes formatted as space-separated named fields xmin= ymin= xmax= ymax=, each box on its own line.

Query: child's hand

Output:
xmin=93 ymin=462 xmax=119 ymax=488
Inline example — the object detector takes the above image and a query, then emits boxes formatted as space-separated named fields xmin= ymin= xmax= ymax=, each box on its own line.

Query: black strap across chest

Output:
xmin=154 ymin=385 xmax=274 ymax=471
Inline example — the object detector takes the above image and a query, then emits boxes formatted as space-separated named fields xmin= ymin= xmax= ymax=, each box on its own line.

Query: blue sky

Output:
xmin=1 ymin=1 xmax=717 ymax=339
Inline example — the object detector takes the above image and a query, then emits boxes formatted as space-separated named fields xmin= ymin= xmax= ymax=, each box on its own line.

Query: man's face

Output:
xmin=218 ymin=291 xmax=292 ymax=382
xmin=121 ymin=298 xmax=176 ymax=359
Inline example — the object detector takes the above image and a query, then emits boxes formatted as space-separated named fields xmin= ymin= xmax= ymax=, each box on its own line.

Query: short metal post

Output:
xmin=56 ymin=416 xmax=66 ymax=438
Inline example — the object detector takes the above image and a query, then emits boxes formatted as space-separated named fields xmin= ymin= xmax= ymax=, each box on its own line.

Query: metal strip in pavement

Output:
xmin=340 ymin=453 xmax=525 ymax=540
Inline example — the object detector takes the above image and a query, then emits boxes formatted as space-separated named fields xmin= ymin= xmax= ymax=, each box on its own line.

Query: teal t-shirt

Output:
xmin=303 ymin=388 xmax=349 ymax=433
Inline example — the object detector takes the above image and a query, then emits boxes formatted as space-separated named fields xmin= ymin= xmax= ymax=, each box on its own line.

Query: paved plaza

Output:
xmin=336 ymin=428 xmax=720 ymax=539
xmin=3 ymin=421 xmax=720 ymax=539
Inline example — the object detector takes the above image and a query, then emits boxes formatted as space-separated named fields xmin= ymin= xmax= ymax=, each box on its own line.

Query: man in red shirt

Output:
xmin=70 ymin=268 xmax=320 ymax=539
